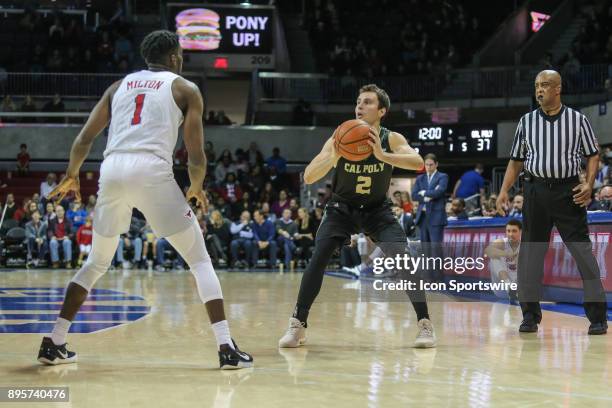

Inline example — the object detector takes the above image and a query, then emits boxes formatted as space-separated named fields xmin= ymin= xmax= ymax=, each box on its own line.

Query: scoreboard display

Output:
xmin=166 ymin=3 xmax=275 ymax=71
xmin=397 ymin=124 xmax=497 ymax=158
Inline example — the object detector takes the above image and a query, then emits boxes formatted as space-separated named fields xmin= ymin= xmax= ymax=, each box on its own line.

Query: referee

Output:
xmin=497 ymin=70 xmax=607 ymax=335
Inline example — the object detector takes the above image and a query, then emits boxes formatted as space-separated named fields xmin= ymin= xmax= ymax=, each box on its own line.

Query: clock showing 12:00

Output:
xmin=400 ymin=124 xmax=497 ymax=158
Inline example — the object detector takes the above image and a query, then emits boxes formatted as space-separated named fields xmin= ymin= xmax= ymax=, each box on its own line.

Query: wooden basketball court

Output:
xmin=1 ymin=269 xmax=611 ymax=407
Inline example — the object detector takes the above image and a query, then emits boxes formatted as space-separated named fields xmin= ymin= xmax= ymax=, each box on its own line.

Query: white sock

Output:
xmin=51 ymin=317 xmax=72 ymax=346
xmin=211 ymin=320 xmax=234 ymax=350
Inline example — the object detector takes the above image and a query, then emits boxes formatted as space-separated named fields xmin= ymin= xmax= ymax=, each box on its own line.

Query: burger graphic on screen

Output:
xmin=176 ymin=8 xmax=221 ymax=51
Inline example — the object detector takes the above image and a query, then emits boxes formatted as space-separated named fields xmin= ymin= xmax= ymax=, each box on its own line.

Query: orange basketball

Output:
xmin=334 ymin=119 xmax=373 ymax=162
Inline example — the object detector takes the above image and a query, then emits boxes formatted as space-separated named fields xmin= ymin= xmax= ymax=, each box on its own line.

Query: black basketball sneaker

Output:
xmin=218 ymin=339 xmax=253 ymax=370
xmin=37 ymin=337 xmax=77 ymax=365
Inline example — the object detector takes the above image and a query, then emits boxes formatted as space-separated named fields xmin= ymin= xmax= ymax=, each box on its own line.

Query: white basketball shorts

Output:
xmin=92 ymin=153 xmax=194 ymax=238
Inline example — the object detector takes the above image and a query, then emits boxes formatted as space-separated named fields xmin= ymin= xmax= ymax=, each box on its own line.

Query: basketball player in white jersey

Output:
xmin=37 ymin=30 xmax=253 ymax=369
xmin=484 ymin=219 xmax=522 ymax=301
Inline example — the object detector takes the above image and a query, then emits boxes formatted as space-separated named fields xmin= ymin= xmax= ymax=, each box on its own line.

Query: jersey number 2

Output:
xmin=356 ymin=176 xmax=372 ymax=194
xmin=131 ymin=94 xmax=146 ymax=125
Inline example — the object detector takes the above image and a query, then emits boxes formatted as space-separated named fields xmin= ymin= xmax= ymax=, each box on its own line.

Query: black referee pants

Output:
xmin=518 ymin=178 xmax=607 ymax=323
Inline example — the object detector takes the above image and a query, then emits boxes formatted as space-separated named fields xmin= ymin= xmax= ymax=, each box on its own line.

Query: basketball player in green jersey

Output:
xmin=279 ymin=84 xmax=436 ymax=348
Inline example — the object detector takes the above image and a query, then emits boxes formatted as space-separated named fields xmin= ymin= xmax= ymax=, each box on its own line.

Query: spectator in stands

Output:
xmin=266 ymin=147 xmax=287 ymax=174
xmin=141 ymin=222 xmax=157 ymax=266
xmin=508 ymin=194 xmax=523 ymax=218
xmin=219 ymin=172 xmax=243 ymax=202
xmin=206 ymin=210 xmax=231 ymax=267
xmin=214 ymin=196 xmax=233 ymax=220
xmin=206 ymin=111 xmax=218 ymax=125
xmin=42 ymin=95 xmax=65 ymax=123
xmin=48 ymin=205 xmax=74 ymax=268
xmin=392 ymin=190 xmax=402 ymax=206
xmin=453 ymin=164 xmax=485 ymax=203
xmin=234 ymin=149 xmax=249 ymax=179
xmin=393 ymin=205 xmax=416 ymax=238
xmin=268 ymin=165 xmax=286 ymax=192
xmin=3 ymin=193 xmax=17 ymax=220
xmin=271 ymin=189 xmax=291 ymax=218
xmin=259 ymin=181 xmax=277 ymax=205
xmin=288 ymin=197 xmax=299 ymax=219
xmin=13 ymin=197 xmax=30 ymax=225
xmin=400 ymin=191 xmax=414 ymax=214
xmin=40 ymin=173 xmax=57 ymax=200
xmin=17 ymin=143 xmax=30 ymax=176
xmin=245 ymin=164 xmax=267 ymax=198
xmin=114 ymin=34 xmax=134 ymax=65
xmin=82 ymin=49 xmax=96 ymax=72
xmin=25 ymin=210 xmax=47 ymax=268
xmin=85 ymin=194 xmax=97 ymax=215
xmin=46 ymin=49 xmax=64 ymax=72
xmin=591 ymin=185 xmax=612 ymax=211
xmin=116 ymin=216 xmax=144 ymax=269
xmin=232 ymin=190 xmax=254 ymax=216
xmin=19 ymin=95 xmax=37 ymax=123
xmin=19 ymin=200 xmax=39 ymax=227
xmin=67 ymin=200 xmax=87 ymax=229
xmin=596 ymin=155 xmax=609 ymax=188
xmin=42 ymin=202 xmax=56 ymax=223
xmin=31 ymin=193 xmax=43 ymax=213
xmin=97 ymin=31 xmax=115 ymax=71
xmin=292 ymin=98 xmax=314 ymax=125
xmin=216 ymin=110 xmax=232 ymax=125
xmin=214 ymin=155 xmax=237 ymax=186
xmin=48 ymin=17 xmax=65 ymax=45
xmin=29 ymin=44 xmax=46 ymax=73
xmin=276 ymin=208 xmax=297 ymax=270
xmin=295 ymin=207 xmax=315 ymax=267
xmin=246 ymin=142 xmax=264 ymax=167
xmin=230 ymin=210 xmax=254 ymax=269
xmin=1 ymin=95 xmax=16 ymax=122
xmin=449 ymin=198 xmax=469 ymax=220
xmin=562 ymin=51 xmax=581 ymax=90
xmin=252 ymin=209 xmax=277 ymax=268
xmin=258 ymin=201 xmax=275 ymax=223
xmin=155 ymin=238 xmax=186 ymax=271
xmin=64 ymin=47 xmax=81 ymax=73
xmin=76 ymin=216 xmax=93 ymax=267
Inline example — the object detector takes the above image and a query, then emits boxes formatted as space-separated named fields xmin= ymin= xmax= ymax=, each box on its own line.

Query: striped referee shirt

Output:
xmin=510 ymin=105 xmax=599 ymax=179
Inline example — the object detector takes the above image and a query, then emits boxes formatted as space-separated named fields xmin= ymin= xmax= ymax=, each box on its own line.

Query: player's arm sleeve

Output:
xmin=580 ymin=115 xmax=599 ymax=157
xmin=509 ymin=118 xmax=526 ymax=161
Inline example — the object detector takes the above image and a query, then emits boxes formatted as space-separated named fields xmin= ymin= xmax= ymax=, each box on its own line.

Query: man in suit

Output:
xmin=412 ymin=153 xmax=448 ymax=281
xmin=392 ymin=205 xmax=416 ymax=239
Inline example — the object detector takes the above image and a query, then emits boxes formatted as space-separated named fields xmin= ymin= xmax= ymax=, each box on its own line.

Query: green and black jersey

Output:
xmin=331 ymin=127 xmax=393 ymax=208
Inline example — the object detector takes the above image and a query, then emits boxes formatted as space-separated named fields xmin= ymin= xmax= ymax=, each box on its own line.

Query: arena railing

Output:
xmin=252 ymin=64 xmax=611 ymax=104
xmin=0 ymin=73 xmax=205 ymax=98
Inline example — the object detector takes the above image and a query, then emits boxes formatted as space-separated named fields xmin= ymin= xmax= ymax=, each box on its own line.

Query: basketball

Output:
xmin=334 ymin=119 xmax=373 ymax=161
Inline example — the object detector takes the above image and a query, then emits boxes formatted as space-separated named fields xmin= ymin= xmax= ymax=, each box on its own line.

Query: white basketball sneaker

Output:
xmin=279 ymin=317 xmax=306 ymax=348
xmin=414 ymin=318 xmax=437 ymax=348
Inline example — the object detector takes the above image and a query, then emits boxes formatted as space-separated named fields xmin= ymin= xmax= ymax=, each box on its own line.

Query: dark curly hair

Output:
xmin=140 ymin=30 xmax=180 ymax=64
